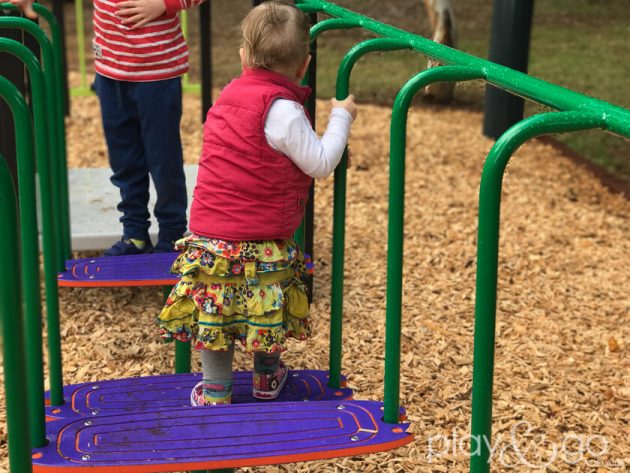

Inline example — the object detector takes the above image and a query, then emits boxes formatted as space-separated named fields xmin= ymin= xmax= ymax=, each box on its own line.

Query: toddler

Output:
xmin=157 ymin=0 xmax=357 ymax=405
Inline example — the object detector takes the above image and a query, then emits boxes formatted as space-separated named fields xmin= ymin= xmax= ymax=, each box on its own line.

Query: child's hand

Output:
xmin=331 ymin=95 xmax=358 ymax=121
xmin=117 ymin=0 xmax=166 ymax=29
xmin=9 ymin=0 xmax=37 ymax=19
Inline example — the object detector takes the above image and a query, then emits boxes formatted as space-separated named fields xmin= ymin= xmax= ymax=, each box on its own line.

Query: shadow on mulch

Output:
xmin=540 ymin=136 xmax=630 ymax=200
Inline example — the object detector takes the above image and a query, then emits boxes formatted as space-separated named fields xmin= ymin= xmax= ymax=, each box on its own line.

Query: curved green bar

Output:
xmin=295 ymin=2 xmax=322 ymax=14
xmin=0 ymin=75 xmax=43 ymax=429
xmin=385 ymin=66 xmax=486 ymax=424
xmin=32 ymin=2 xmax=73 ymax=260
xmin=0 ymin=16 xmax=66 ymax=409
xmin=0 ymin=154 xmax=32 ymax=473
xmin=328 ymin=38 xmax=413 ymax=389
xmin=310 ymin=17 xmax=362 ymax=38
xmin=298 ymin=0 xmax=630 ymax=137
xmin=337 ymin=38 xmax=412 ymax=95
xmin=469 ymin=111 xmax=606 ymax=473
xmin=0 ymin=38 xmax=57 ymax=447
xmin=0 ymin=13 xmax=68 ymax=271
xmin=74 ymin=0 xmax=89 ymax=94
xmin=293 ymin=18 xmax=363 ymax=258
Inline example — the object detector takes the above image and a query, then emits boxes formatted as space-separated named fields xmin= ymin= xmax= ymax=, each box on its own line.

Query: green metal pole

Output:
xmin=0 ymin=16 xmax=66 ymax=406
xmin=0 ymin=38 xmax=57 ymax=448
xmin=33 ymin=2 xmax=73 ymax=261
xmin=0 ymin=154 xmax=32 ymax=473
xmin=0 ymin=12 xmax=68 ymax=271
xmin=175 ymin=340 xmax=192 ymax=373
xmin=298 ymin=15 xmax=362 ymax=389
xmin=181 ymin=10 xmax=189 ymax=89
xmin=309 ymin=17 xmax=361 ymax=37
xmin=327 ymin=38 xmax=412 ymax=389
xmin=293 ymin=219 xmax=305 ymax=248
xmin=385 ymin=66 xmax=485 ymax=424
xmin=0 ymin=75 xmax=46 ymax=444
xmin=470 ymin=111 xmax=606 ymax=473
xmin=74 ymin=0 xmax=88 ymax=94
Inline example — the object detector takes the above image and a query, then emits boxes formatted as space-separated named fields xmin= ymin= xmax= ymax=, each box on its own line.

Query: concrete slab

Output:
xmin=67 ymin=165 xmax=198 ymax=251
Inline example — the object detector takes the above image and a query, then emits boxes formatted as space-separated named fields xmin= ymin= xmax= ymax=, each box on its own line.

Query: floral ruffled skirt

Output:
xmin=157 ymin=235 xmax=311 ymax=352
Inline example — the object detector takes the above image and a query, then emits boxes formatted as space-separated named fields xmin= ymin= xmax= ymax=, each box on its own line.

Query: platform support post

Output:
xmin=482 ymin=0 xmax=534 ymax=139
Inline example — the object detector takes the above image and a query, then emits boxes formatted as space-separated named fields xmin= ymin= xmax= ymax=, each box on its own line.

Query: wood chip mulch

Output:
xmin=0 ymin=83 xmax=628 ymax=472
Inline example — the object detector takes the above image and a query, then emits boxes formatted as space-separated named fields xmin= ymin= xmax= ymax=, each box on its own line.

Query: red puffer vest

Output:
xmin=190 ymin=68 xmax=313 ymax=240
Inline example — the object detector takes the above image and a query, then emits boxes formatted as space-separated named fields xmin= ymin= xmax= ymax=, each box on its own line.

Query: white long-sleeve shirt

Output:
xmin=264 ymin=99 xmax=353 ymax=179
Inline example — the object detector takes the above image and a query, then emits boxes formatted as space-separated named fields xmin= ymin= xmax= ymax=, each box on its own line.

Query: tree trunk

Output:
xmin=422 ymin=0 xmax=457 ymax=103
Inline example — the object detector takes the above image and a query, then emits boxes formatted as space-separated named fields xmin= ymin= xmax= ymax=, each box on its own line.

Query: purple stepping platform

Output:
xmin=34 ymin=401 xmax=412 ymax=472
xmin=58 ymin=253 xmax=179 ymax=287
xmin=45 ymin=370 xmax=352 ymax=420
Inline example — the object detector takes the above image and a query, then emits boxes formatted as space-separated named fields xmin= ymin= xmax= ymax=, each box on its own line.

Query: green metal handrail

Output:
xmin=0 ymin=73 xmax=45 ymax=447
xmin=74 ymin=0 xmax=89 ymax=95
xmin=32 ymin=2 xmax=72 ymax=260
xmin=0 ymin=7 xmax=72 ymax=267
xmin=293 ymin=16 xmax=363 ymax=249
xmin=385 ymin=66 xmax=486 ymax=423
xmin=327 ymin=38 xmax=412 ymax=389
xmin=310 ymin=17 xmax=361 ymax=37
xmin=0 ymin=153 xmax=32 ymax=473
xmin=470 ymin=111 xmax=607 ymax=472
xmin=0 ymin=16 xmax=66 ymax=409
xmin=0 ymin=37 xmax=61 ymax=448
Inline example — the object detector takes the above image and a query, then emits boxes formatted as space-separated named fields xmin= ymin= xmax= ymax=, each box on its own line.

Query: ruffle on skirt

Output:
xmin=157 ymin=236 xmax=311 ymax=352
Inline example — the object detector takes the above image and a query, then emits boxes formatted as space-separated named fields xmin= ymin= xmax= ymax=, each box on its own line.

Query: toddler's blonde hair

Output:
xmin=241 ymin=1 xmax=311 ymax=74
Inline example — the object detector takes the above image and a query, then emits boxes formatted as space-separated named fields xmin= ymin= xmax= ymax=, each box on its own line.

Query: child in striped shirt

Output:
xmin=12 ymin=0 xmax=206 ymax=255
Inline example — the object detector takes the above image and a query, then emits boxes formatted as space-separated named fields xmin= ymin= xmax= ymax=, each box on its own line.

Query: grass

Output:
xmin=69 ymin=0 xmax=630 ymax=182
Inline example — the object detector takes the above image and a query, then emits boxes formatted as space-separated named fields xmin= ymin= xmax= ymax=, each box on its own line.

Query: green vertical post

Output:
xmin=0 ymin=38 xmax=58 ymax=447
xmin=33 ymin=2 xmax=73 ymax=261
xmin=0 ymin=12 xmax=68 ymax=271
xmin=327 ymin=38 xmax=411 ymax=388
xmin=470 ymin=111 xmax=605 ymax=473
xmin=385 ymin=66 xmax=484 ymax=424
xmin=0 ymin=75 xmax=46 ymax=447
xmin=75 ymin=0 xmax=88 ymax=93
xmin=181 ymin=10 xmax=189 ymax=89
xmin=303 ymin=15 xmax=361 ymax=389
xmin=293 ymin=219 xmax=305 ymax=248
xmin=0 ymin=16 xmax=66 ymax=405
xmin=0 ymin=154 xmax=32 ymax=473
xmin=175 ymin=340 xmax=192 ymax=373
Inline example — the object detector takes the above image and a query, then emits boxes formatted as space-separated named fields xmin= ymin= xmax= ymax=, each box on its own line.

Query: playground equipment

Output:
xmin=2 ymin=1 xmax=630 ymax=472
xmin=0 ymin=57 xmax=402 ymax=471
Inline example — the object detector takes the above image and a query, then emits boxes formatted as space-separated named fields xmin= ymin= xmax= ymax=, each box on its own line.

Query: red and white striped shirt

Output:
xmin=93 ymin=0 xmax=206 ymax=82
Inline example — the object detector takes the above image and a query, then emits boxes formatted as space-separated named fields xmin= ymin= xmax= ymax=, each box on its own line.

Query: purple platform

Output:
xmin=45 ymin=370 xmax=352 ymax=420
xmin=58 ymin=253 xmax=179 ymax=287
xmin=34 ymin=401 xmax=412 ymax=472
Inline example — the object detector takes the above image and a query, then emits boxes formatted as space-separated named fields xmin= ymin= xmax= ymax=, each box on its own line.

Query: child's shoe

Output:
xmin=190 ymin=381 xmax=232 ymax=406
xmin=102 ymin=238 xmax=152 ymax=257
xmin=253 ymin=361 xmax=288 ymax=400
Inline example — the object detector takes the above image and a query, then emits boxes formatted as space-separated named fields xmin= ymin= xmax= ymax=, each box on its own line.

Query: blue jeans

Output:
xmin=95 ymin=73 xmax=187 ymax=244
